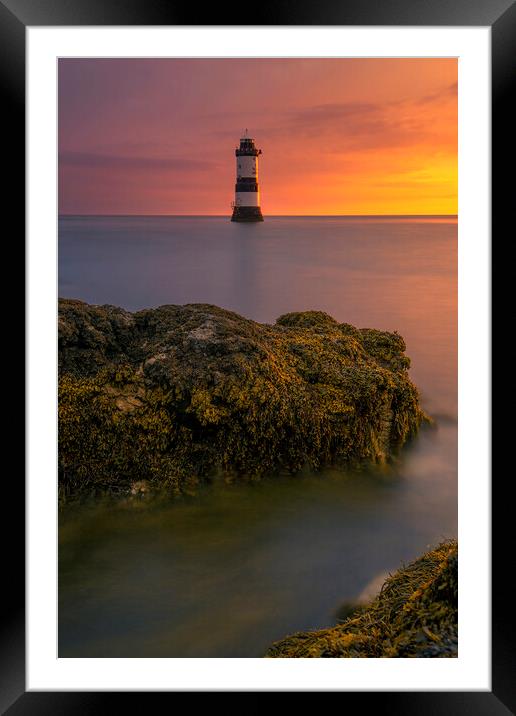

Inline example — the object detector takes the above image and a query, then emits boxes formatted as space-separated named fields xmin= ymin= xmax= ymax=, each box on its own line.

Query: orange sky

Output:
xmin=59 ymin=58 xmax=457 ymax=215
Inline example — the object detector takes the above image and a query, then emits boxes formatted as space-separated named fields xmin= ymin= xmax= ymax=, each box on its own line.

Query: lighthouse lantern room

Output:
xmin=231 ymin=130 xmax=264 ymax=222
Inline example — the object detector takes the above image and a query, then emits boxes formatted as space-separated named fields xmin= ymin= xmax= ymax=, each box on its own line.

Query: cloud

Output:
xmin=290 ymin=102 xmax=378 ymax=125
xmin=207 ymin=94 xmax=448 ymax=153
xmin=414 ymin=81 xmax=458 ymax=106
xmin=59 ymin=152 xmax=217 ymax=172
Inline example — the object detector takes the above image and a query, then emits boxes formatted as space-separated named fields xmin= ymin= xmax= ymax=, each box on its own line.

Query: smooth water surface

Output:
xmin=59 ymin=215 xmax=457 ymax=656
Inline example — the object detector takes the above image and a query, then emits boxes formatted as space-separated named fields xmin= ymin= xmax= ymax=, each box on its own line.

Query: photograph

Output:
xmin=0 ymin=0 xmax=503 ymax=702
xmin=57 ymin=56 xmax=459 ymax=659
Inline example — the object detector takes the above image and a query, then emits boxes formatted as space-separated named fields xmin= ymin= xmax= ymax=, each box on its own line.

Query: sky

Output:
xmin=58 ymin=58 xmax=457 ymax=216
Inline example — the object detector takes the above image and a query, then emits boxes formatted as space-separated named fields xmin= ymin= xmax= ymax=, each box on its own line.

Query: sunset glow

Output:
xmin=59 ymin=58 xmax=457 ymax=216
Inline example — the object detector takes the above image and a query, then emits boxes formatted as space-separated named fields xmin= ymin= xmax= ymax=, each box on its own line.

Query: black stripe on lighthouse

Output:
xmin=235 ymin=183 xmax=258 ymax=192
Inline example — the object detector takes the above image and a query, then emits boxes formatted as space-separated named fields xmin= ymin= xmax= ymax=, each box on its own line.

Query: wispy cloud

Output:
xmin=209 ymin=88 xmax=455 ymax=154
xmin=290 ymin=101 xmax=378 ymax=125
xmin=413 ymin=81 xmax=458 ymax=106
xmin=59 ymin=152 xmax=217 ymax=172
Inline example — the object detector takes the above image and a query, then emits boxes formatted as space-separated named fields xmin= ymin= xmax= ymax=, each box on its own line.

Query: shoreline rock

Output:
xmin=58 ymin=299 xmax=427 ymax=496
xmin=265 ymin=540 xmax=458 ymax=658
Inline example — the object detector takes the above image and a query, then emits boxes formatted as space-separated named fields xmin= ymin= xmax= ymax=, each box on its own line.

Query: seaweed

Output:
xmin=58 ymin=299 xmax=427 ymax=496
xmin=265 ymin=540 xmax=458 ymax=658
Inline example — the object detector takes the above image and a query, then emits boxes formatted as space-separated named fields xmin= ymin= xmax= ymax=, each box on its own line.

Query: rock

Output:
xmin=58 ymin=299 xmax=426 ymax=496
xmin=130 ymin=479 xmax=150 ymax=495
xmin=266 ymin=540 xmax=458 ymax=658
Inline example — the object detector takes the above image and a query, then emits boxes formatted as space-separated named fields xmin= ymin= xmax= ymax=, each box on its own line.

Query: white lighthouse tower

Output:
xmin=231 ymin=130 xmax=264 ymax=222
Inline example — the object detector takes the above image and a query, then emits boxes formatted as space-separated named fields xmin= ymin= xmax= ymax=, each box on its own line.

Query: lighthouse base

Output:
xmin=231 ymin=206 xmax=264 ymax=222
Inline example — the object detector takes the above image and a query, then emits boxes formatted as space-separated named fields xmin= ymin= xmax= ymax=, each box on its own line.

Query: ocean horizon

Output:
xmin=60 ymin=213 xmax=458 ymax=218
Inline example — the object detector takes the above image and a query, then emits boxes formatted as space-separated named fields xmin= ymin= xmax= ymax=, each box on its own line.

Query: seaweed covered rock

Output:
xmin=59 ymin=299 xmax=426 ymax=495
xmin=265 ymin=540 xmax=458 ymax=658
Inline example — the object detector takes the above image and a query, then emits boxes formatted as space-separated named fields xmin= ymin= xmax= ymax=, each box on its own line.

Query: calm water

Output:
xmin=59 ymin=215 xmax=457 ymax=657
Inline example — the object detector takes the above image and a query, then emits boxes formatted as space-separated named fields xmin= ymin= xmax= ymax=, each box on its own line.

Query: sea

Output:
xmin=58 ymin=215 xmax=457 ymax=657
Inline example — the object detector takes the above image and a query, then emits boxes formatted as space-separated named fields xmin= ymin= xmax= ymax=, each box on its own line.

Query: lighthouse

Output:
xmin=231 ymin=130 xmax=264 ymax=222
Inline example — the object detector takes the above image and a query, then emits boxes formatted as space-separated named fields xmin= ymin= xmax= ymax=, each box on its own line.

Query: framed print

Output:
xmin=4 ymin=0 xmax=511 ymax=710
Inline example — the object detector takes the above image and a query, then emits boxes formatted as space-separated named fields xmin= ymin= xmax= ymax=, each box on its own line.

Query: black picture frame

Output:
xmin=5 ymin=0 xmax=511 ymax=711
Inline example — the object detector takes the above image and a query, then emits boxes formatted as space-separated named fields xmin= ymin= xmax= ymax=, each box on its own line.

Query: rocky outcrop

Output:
xmin=266 ymin=540 xmax=458 ymax=658
xmin=58 ymin=299 xmax=426 ymax=496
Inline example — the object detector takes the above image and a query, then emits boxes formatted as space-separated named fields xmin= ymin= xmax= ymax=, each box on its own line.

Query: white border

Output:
xmin=27 ymin=27 xmax=490 ymax=691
